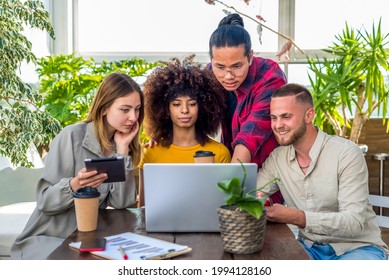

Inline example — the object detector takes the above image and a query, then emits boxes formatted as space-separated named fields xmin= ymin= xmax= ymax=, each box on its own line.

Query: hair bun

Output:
xmin=218 ymin=13 xmax=244 ymax=28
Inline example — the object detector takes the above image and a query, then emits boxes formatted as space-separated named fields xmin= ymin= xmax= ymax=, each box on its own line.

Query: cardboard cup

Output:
xmin=193 ymin=150 xmax=215 ymax=163
xmin=73 ymin=186 xmax=100 ymax=232
xmin=74 ymin=196 xmax=100 ymax=232
xmin=194 ymin=155 xmax=215 ymax=163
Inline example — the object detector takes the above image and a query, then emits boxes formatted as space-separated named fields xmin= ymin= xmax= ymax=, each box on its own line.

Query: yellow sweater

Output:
xmin=139 ymin=138 xmax=231 ymax=168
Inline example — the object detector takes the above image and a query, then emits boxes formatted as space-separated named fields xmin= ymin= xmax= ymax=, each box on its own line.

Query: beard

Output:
xmin=276 ymin=119 xmax=306 ymax=146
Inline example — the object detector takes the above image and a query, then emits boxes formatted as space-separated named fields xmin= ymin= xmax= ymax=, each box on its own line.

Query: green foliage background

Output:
xmin=308 ymin=19 xmax=389 ymax=142
xmin=0 ymin=0 xmax=159 ymax=167
xmin=37 ymin=53 xmax=159 ymax=128
xmin=0 ymin=0 xmax=61 ymax=167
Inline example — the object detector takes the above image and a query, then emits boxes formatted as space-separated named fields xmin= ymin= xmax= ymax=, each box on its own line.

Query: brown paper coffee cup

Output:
xmin=74 ymin=196 xmax=100 ymax=232
xmin=73 ymin=186 xmax=100 ymax=232
xmin=193 ymin=150 xmax=215 ymax=163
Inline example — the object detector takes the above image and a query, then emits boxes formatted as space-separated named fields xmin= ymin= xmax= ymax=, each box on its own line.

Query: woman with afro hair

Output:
xmin=138 ymin=55 xmax=231 ymax=206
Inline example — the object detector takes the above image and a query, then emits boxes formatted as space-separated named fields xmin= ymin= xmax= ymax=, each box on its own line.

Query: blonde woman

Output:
xmin=11 ymin=73 xmax=143 ymax=259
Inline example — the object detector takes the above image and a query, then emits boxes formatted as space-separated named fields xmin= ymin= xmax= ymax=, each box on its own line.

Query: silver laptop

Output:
xmin=143 ymin=163 xmax=258 ymax=232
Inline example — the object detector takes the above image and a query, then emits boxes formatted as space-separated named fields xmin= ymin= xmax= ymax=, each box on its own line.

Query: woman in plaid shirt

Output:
xmin=209 ymin=13 xmax=287 ymax=204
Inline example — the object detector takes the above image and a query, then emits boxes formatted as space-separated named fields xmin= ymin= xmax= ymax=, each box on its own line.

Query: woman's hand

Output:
xmin=144 ymin=138 xmax=158 ymax=148
xmin=114 ymin=121 xmax=139 ymax=154
xmin=70 ymin=168 xmax=108 ymax=192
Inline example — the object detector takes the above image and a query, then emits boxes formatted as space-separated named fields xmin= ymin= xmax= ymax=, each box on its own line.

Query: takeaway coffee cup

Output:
xmin=73 ymin=186 xmax=100 ymax=232
xmin=193 ymin=150 xmax=215 ymax=163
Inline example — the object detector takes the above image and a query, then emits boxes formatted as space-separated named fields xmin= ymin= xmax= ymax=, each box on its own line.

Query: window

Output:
xmin=20 ymin=0 xmax=52 ymax=83
xmin=48 ymin=0 xmax=389 ymax=86
xmin=75 ymin=0 xmax=278 ymax=55
xmin=295 ymin=0 xmax=389 ymax=50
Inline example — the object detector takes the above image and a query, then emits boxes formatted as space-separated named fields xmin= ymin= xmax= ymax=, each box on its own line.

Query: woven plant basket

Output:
xmin=217 ymin=205 xmax=266 ymax=254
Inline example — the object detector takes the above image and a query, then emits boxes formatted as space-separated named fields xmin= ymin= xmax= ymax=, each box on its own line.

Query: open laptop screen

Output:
xmin=143 ymin=163 xmax=258 ymax=232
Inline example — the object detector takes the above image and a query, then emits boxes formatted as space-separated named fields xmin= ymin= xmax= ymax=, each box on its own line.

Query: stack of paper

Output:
xmin=69 ymin=232 xmax=191 ymax=260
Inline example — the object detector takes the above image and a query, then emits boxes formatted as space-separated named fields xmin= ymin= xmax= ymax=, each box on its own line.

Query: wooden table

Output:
xmin=47 ymin=208 xmax=310 ymax=260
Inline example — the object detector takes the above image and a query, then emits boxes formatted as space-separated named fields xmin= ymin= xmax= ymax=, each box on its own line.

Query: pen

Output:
xmin=119 ymin=246 xmax=128 ymax=260
xmin=140 ymin=249 xmax=176 ymax=260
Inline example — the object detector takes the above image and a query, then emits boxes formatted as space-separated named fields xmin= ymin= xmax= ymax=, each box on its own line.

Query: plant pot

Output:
xmin=217 ymin=205 xmax=266 ymax=254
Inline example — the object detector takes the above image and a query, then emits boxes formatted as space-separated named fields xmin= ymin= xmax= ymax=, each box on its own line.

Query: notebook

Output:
xmin=143 ymin=163 xmax=258 ymax=232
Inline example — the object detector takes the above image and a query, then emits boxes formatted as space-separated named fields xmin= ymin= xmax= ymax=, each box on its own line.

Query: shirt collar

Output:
xmin=82 ymin=122 xmax=104 ymax=157
xmin=308 ymin=128 xmax=325 ymax=164
xmin=288 ymin=127 xmax=324 ymax=165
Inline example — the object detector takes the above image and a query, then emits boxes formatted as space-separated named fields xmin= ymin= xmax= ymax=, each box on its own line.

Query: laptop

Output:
xmin=143 ymin=163 xmax=258 ymax=232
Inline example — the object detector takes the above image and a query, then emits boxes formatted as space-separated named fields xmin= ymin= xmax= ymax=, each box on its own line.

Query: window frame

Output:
xmin=51 ymin=0 xmax=311 ymax=65
xmin=49 ymin=0 xmax=375 ymax=82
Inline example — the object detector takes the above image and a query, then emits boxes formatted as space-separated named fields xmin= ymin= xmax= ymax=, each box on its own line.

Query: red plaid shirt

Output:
xmin=222 ymin=56 xmax=287 ymax=169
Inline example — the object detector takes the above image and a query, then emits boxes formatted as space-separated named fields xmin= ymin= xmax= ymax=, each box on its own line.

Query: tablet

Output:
xmin=84 ymin=156 xmax=126 ymax=183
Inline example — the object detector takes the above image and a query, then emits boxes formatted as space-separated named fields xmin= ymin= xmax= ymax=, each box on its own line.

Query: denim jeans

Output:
xmin=298 ymin=238 xmax=388 ymax=260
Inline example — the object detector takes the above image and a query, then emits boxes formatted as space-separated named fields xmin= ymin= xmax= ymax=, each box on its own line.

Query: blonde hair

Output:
xmin=85 ymin=73 xmax=144 ymax=166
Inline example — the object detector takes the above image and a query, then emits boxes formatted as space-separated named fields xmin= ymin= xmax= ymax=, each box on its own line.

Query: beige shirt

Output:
xmin=258 ymin=129 xmax=388 ymax=256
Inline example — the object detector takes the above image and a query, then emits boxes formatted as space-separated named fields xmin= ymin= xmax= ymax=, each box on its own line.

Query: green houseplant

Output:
xmin=0 ymin=0 xmax=61 ymax=167
xmin=308 ymin=19 xmax=389 ymax=143
xmin=36 ymin=53 xmax=160 ymax=128
xmin=35 ymin=53 xmax=159 ymax=154
xmin=216 ymin=161 xmax=278 ymax=253
xmin=217 ymin=162 xmax=277 ymax=219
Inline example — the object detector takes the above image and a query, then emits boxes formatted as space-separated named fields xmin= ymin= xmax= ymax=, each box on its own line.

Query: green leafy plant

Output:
xmin=36 ymin=53 xmax=99 ymax=127
xmin=217 ymin=161 xmax=279 ymax=219
xmin=35 ymin=53 xmax=159 ymax=154
xmin=0 ymin=0 xmax=61 ymax=167
xmin=308 ymin=19 xmax=389 ymax=143
xmin=37 ymin=53 xmax=160 ymax=128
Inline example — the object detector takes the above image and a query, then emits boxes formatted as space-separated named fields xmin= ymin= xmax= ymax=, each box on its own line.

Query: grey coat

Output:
xmin=11 ymin=122 xmax=137 ymax=259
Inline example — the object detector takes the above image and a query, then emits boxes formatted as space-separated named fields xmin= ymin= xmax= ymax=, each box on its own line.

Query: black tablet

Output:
xmin=84 ymin=156 xmax=126 ymax=183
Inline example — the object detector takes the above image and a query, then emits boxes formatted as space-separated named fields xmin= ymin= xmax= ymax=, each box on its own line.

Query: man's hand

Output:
xmin=257 ymin=191 xmax=273 ymax=206
xmin=266 ymin=204 xmax=306 ymax=228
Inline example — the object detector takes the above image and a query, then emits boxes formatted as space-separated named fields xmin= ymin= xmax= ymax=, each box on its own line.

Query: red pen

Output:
xmin=119 ymin=246 xmax=128 ymax=260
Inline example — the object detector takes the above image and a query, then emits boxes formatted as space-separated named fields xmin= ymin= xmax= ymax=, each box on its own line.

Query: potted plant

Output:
xmin=307 ymin=19 xmax=389 ymax=144
xmin=216 ymin=161 xmax=278 ymax=254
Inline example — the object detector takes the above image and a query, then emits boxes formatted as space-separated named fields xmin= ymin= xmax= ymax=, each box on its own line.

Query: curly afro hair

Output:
xmin=143 ymin=55 xmax=227 ymax=147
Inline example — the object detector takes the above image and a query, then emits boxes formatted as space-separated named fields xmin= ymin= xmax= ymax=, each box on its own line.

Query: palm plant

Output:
xmin=308 ymin=19 xmax=389 ymax=143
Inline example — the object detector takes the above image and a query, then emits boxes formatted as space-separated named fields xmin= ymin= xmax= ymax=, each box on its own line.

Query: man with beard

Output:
xmin=257 ymin=83 xmax=388 ymax=260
